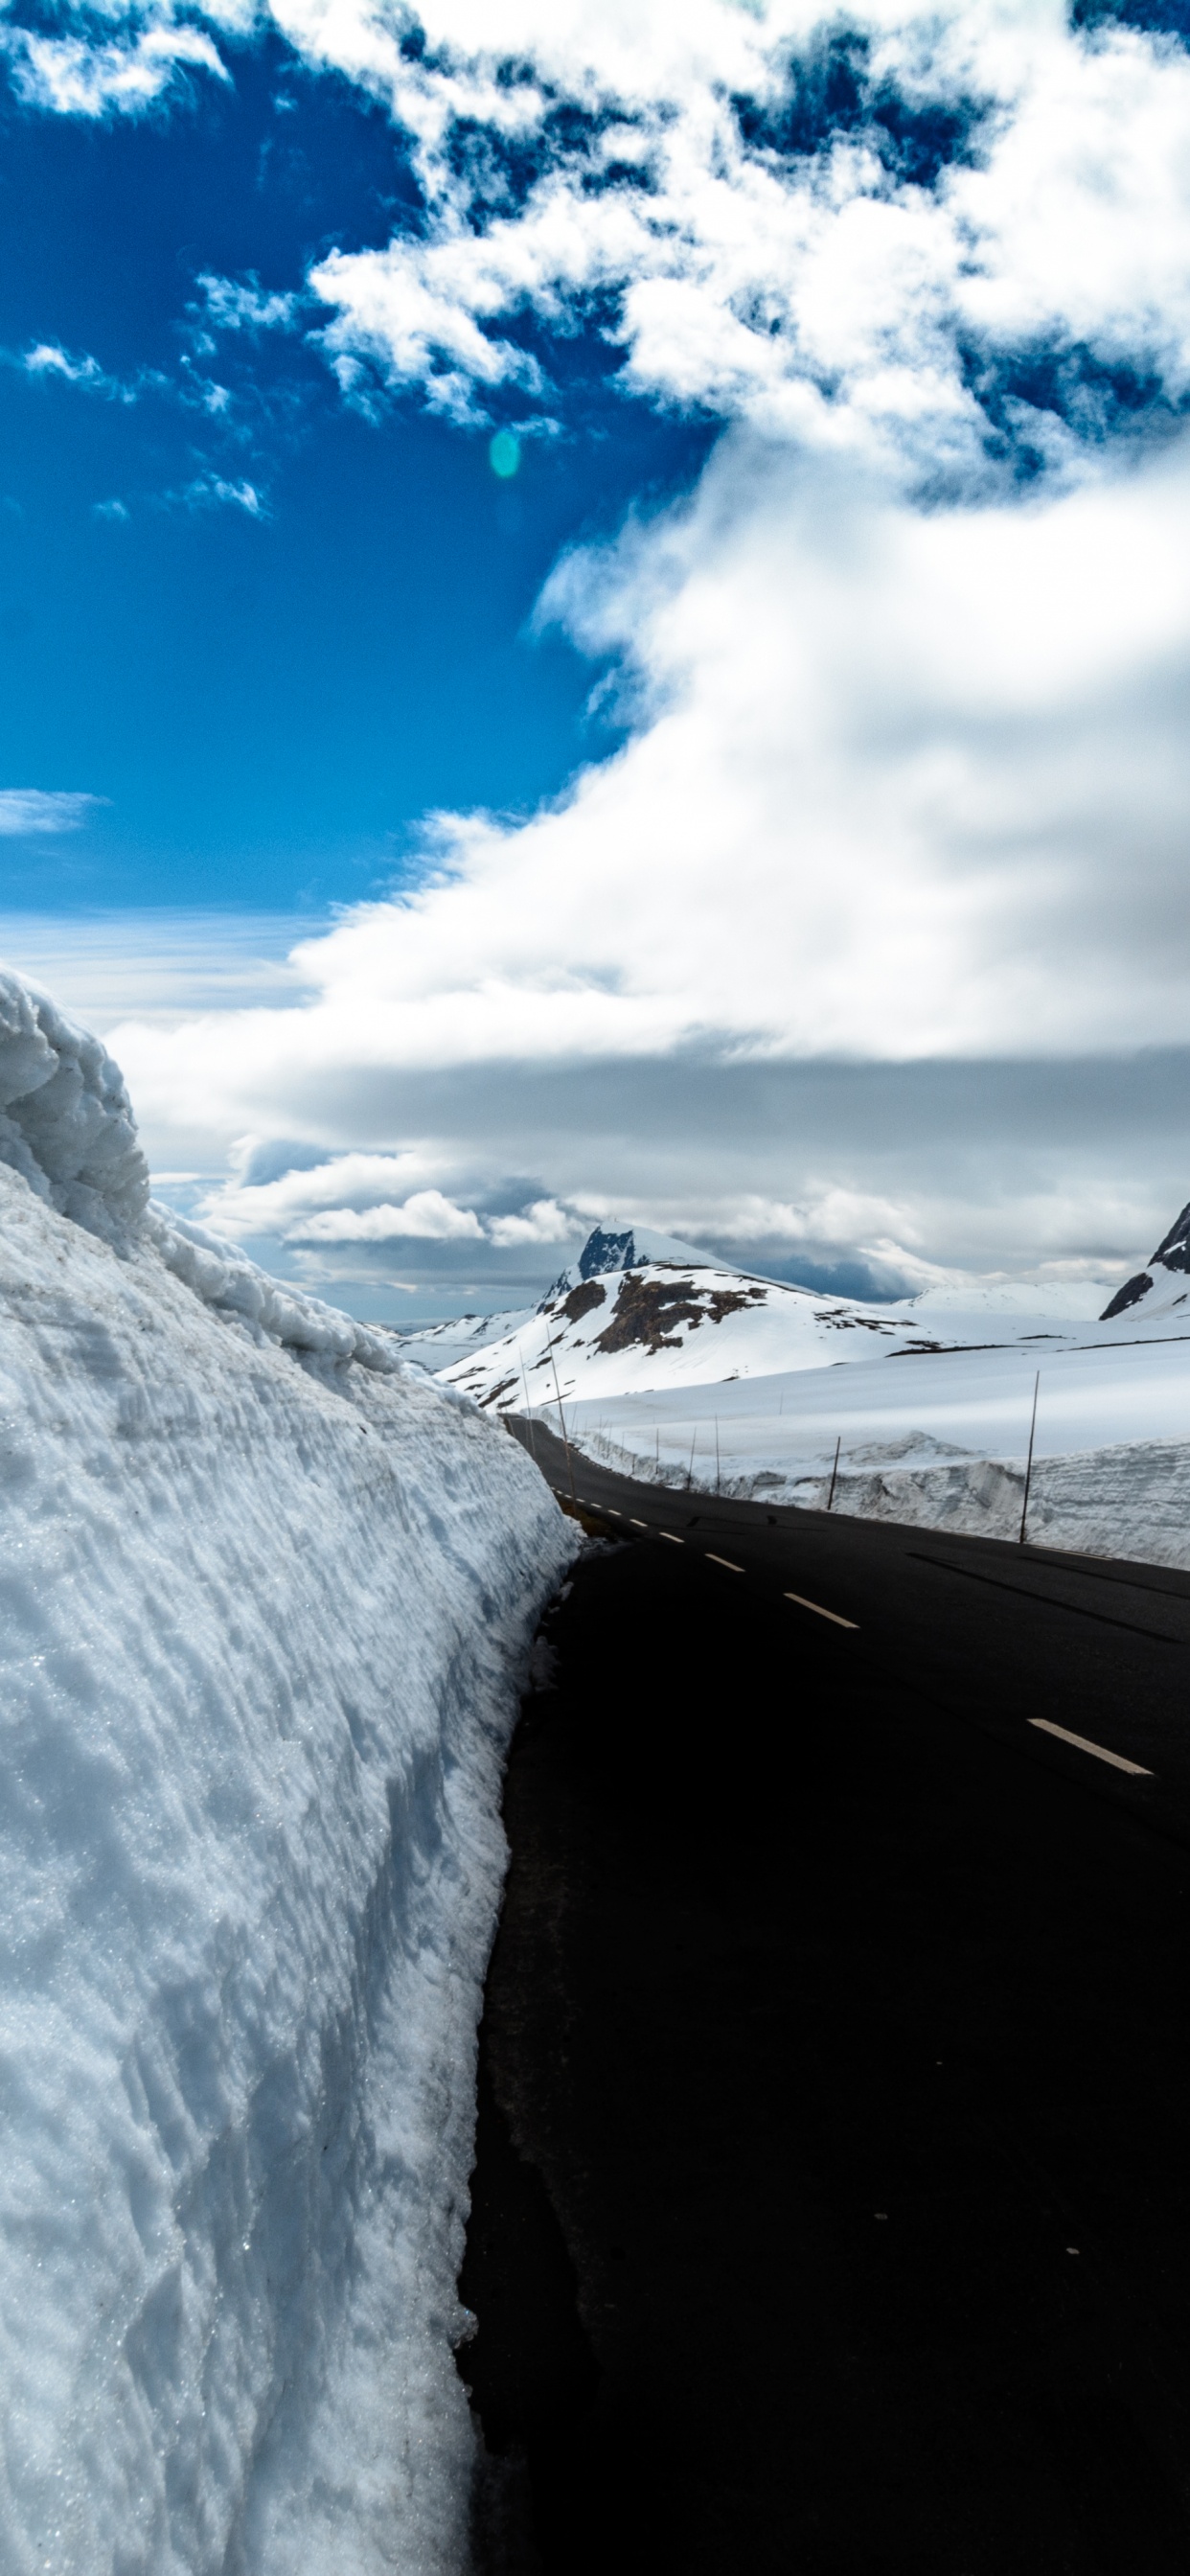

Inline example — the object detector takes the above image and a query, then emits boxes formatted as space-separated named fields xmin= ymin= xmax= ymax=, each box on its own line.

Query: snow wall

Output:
xmin=0 ymin=971 xmax=575 ymax=2574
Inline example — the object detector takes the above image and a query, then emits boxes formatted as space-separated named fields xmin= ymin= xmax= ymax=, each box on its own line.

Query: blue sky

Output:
xmin=4 ymin=0 xmax=1190 ymax=1322
xmin=0 ymin=38 xmax=713 ymax=910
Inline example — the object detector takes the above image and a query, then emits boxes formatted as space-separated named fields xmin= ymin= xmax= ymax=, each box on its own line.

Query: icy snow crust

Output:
xmin=0 ymin=973 xmax=574 ymax=2573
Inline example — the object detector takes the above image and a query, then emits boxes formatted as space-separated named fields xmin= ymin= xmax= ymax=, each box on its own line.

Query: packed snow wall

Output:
xmin=0 ymin=971 xmax=574 ymax=2574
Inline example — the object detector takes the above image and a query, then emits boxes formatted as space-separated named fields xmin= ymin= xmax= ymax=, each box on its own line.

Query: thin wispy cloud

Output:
xmin=19 ymin=341 xmax=146 ymax=403
xmin=173 ymin=472 xmax=266 ymax=518
xmin=0 ymin=789 xmax=104 ymax=836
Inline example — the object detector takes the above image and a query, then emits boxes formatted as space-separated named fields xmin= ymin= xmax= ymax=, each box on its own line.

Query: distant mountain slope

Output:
xmin=391 ymin=1307 xmax=535 ymax=1372
xmin=1101 ymin=1201 xmax=1190 ymax=1324
xmin=438 ymin=1255 xmax=1012 ymax=1414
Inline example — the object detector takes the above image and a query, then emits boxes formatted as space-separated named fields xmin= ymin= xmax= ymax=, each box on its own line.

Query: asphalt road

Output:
xmin=458 ymin=1418 xmax=1190 ymax=2574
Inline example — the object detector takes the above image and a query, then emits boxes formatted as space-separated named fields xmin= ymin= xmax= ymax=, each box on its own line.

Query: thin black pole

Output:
xmin=547 ymin=1335 xmax=579 ymax=1511
xmin=688 ymin=1424 xmax=698 ymax=1488
xmin=519 ymin=1351 xmax=538 ymax=1461
xmin=715 ymin=1416 xmax=721 ymax=1494
xmin=826 ymin=1435 xmax=841 ymax=1512
xmin=1019 ymin=1369 xmax=1041 ymax=1546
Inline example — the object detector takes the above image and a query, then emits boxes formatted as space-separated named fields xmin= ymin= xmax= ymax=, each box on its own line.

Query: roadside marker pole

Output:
xmin=688 ymin=1424 xmax=698 ymax=1488
xmin=519 ymin=1352 xmax=538 ymax=1461
xmin=1019 ymin=1370 xmax=1041 ymax=1546
xmin=827 ymin=1435 xmax=841 ymax=1512
xmin=715 ymin=1416 xmax=721 ymax=1493
xmin=547 ymin=1335 xmax=579 ymax=1512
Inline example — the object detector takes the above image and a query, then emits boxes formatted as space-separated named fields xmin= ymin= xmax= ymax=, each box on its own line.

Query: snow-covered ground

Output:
xmin=390 ymin=1305 xmax=535 ymax=1373
xmin=559 ymin=1328 xmax=1190 ymax=1569
xmin=436 ymin=1223 xmax=1190 ymax=1568
xmin=0 ymin=971 xmax=573 ymax=2574
xmin=440 ymin=1254 xmax=1109 ymax=1416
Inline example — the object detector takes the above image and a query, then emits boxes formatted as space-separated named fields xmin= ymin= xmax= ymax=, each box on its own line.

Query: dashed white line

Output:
xmin=706 ymin=1552 xmax=744 ymax=1574
xmin=1029 ymin=1717 xmax=1153 ymax=1777
xmin=629 ymin=1517 xmax=648 ymax=1529
xmin=659 ymin=1531 xmax=683 ymax=1545
xmin=784 ymin=1591 xmax=859 ymax=1631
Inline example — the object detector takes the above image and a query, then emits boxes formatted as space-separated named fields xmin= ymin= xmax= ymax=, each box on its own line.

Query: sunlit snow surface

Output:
xmin=437 ymin=1237 xmax=1190 ymax=1570
xmin=0 ymin=971 xmax=574 ymax=2573
xmin=562 ymin=1334 xmax=1190 ymax=1568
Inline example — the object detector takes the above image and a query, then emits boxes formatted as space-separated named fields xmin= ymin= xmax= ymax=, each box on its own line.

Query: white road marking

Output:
xmin=659 ymin=1531 xmax=683 ymax=1545
xmin=707 ymin=1552 xmax=744 ymax=1573
xmin=1028 ymin=1717 xmax=1153 ymax=1777
xmin=784 ymin=1591 xmax=859 ymax=1630
xmin=629 ymin=1517 xmax=648 ymax=1529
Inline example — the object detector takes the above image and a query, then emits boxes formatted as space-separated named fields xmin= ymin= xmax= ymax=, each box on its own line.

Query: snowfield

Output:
xmin=443 ymin=1223 xmax=1190 ymax=1572
xmin=560 ymin=1331 xmax=1190 ymax=1569
xmin=0 ymin=972 xmax=573 ymax=2575
xmin=441 ymin=1239 xmax=1114 ymax=1422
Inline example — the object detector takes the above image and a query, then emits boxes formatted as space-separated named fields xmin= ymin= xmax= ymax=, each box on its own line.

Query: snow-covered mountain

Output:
xmin=437 ymin=1249 xmax=1083 ymax=1415
xmin=391 ymin=1303 xmax=536 ymax=1371
xmin=1100 ymin=1200 xmax=1190 ymax=1325
xmin=0 ymin=970 xmax=572 ymax=2574
xmin=434 ymin=1223 xmax=1122 ymax=1415
xmin=540 ymin=1219 xmax=730 ymax=1301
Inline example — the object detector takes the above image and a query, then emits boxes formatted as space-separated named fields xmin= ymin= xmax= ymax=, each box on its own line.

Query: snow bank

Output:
xmin=0 ymin=971 xmax=574 ymax=2573
xmin=565 ymin=1333 xmax=1190 ymax=1571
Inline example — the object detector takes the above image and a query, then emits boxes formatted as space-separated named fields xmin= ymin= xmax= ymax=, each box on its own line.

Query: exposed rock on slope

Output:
xmin=1101 ymin=1200 xmax=1190 ymax=1322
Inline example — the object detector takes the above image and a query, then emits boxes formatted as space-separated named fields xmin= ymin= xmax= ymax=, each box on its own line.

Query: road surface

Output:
xmin=459 ymin=1418 xmax=1190 ymax=2574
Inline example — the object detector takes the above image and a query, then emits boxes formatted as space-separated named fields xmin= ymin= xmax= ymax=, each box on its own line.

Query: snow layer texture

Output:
xmin=0 ymin=973 xmax=574 ymax=2574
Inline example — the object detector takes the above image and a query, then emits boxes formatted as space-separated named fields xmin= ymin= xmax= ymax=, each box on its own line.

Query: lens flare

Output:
xmin=489 ymin=429 xmax=520 ymax=479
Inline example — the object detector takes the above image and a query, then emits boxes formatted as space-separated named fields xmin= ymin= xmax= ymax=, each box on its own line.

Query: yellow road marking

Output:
xmin=1029 ymin=1717 xmax=1152 ymax=1777
xmin=784 ymin=1591 xmax=859 ymax=1631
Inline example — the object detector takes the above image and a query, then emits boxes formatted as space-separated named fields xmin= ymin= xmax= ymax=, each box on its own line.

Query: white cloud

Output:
xmin=24 ymin=341 xmax=103 ymax=385
xmin=286 ymin=1191 xmax=485 ymax=1243
xmin=203 ymin=1150 xmax=439 ymax=1235
xmin=3 ymin=17 xmax=230 ymax=118
xmin=291 ymin=7 xmax=1190 ymax=471
xmin=106 ymin=429 xmax=1190 ymax=1116
xmin=20 ymin=341 xmax=144 ymax=402
xmin=177 ymin=472 xmax=266 ymax=517
xmin=0 ymin=790 xmax=103 ymax=835
xmin=194 ymin=275 xmax=299 ymax=335
xmin=487 ymin=1199 xmax=578 ymax=1246
xmin=15 ymin=0 xmax=1190 ymax=1301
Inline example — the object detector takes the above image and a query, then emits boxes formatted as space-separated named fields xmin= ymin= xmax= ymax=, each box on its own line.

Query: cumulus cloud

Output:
xmin=204 ymin=1149 xmax=442 ymax=1235
xmin=16 ymin=1 xmax=1190 ymax=1301
xmin=486 ymin=1199 xmax=578 ymax=1246
xmin=107 ymin=429 xmax=1190 ymax=1111
xmin=286 ymin=1190 xmax=485 ymax=1242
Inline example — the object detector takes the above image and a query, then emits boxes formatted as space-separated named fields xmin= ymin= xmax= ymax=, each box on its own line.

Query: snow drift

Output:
xmin=0 ymin=970 xmax=573 ymax=2574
